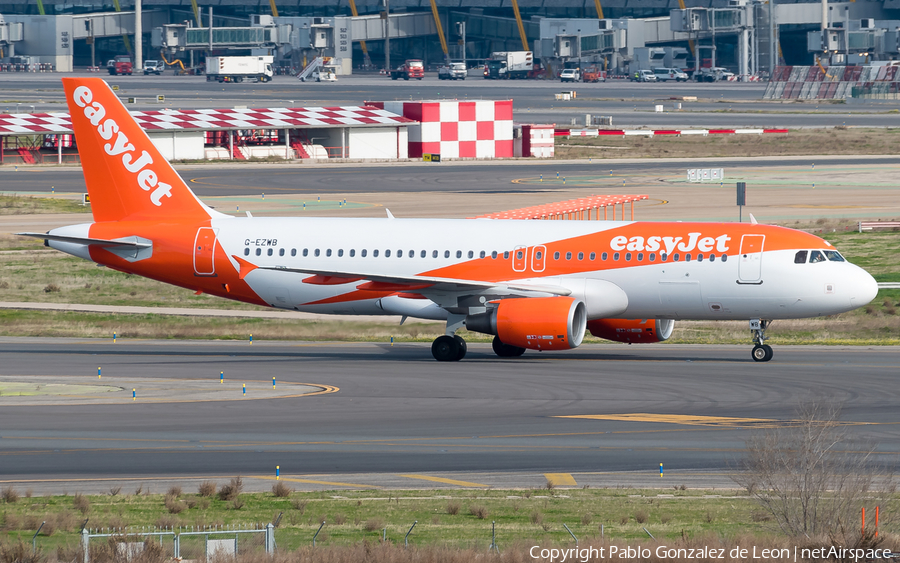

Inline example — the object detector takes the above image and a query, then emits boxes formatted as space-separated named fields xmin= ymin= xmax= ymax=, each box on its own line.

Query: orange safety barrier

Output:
xmin=471 ymin=194 xmax=649 ymax=222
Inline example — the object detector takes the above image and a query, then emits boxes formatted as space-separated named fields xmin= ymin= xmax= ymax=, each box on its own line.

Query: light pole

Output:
xmin=383 ymin=0 xmax=390 ymax=72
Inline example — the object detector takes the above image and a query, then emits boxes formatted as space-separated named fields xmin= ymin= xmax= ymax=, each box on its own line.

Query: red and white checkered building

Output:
xmin=369 ymin=100 xmax=513 ymax=159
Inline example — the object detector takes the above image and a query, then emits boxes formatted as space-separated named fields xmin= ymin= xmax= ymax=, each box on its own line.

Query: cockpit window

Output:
xmin=824 ymin=250 xmax=845 ymax=262
xmin=794 ymin=250 xmax=808 ymax=264
xmin=809 ymin=250 xmax=826 ymax=263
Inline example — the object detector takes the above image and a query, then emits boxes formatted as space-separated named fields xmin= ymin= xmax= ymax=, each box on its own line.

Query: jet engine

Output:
xmin=586 ymin=318 xmax=674 ymax=343
xmin=466 ymin=297 xmax=587 ymax=350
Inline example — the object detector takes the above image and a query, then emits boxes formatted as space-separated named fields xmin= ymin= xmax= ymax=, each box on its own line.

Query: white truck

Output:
xmin=488 ymin=51 xmax=533 ymax=79
xmin=205 ymin=56 xmax=274 ymax=83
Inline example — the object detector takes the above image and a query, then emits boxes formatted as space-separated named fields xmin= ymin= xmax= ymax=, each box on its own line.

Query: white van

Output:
xmin=653 ymin=67 xmax=688 ymax=82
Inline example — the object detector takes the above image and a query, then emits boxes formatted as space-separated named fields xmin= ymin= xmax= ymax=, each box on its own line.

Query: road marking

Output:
xmin=556 ymin=413 xmax=775 ymax=427
xmin=556 ymin=413 xmax=873 ymax=428
xmin=398 ymin=474 xmax=488 ymax=488
xmin=544 ymin=473 xmax=577 ymax=486
xmin=251 ymin=475 xmax=379 ymax=488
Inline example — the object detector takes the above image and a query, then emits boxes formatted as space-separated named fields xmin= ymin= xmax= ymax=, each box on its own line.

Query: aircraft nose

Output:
xmin=850 ymin=267 xmax=878 ymax=308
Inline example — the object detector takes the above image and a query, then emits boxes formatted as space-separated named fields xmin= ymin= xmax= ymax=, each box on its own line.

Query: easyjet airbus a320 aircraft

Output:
xmin=20 ymin=78 xmax=878 ymax=362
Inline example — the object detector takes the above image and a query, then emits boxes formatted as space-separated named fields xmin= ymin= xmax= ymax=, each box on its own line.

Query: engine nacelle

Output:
xmin=587 ymin=318 xmax=675 ymax=343
xmin=466 ymin=297 xmax=587 ymax=351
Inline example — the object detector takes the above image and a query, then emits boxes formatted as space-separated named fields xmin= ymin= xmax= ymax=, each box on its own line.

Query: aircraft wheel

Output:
xmin=453 ymin=335 xmax=467 ymax=360
xmin=432 ymin=335 xmax=460 ymax=362
xmin=751 ymin=345 xmax=772 ymax=362
xmin=492 ymin=336 xmax=525 ymax=358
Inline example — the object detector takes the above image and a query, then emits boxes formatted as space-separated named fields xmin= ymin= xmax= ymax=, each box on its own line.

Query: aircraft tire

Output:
xmin=453 ymin=335 xmax=467 ymax=360
xmin=432 ymin=335 xmax=460 ymax=362
xmin=751 ymin=345 xmax=771 ymax=362
xmin=492 ymin=336 xmax=525 ymax=358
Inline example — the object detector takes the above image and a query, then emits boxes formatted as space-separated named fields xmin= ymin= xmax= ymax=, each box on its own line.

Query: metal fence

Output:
xmin=80 ymin=524 xmax=274 ymax=563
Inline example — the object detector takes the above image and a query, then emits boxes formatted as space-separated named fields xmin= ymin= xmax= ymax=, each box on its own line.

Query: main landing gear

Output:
xmin=750 ymin=319 xmax=773 ymax=362
xmin=492 ymin=335 xmax=525 ymax=357
xmin=432 ymin=335 xmax=467 ymax=361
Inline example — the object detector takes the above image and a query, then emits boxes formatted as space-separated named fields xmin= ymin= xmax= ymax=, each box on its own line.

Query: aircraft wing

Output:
xmin=17 ymin=232 xmax=152 ymax=249
xmin=231 ymin=255 xmax=572 ymax=297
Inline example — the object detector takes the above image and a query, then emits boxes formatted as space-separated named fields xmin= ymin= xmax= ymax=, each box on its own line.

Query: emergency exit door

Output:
xmin=193 ymin=227 xmax=218 ymax=276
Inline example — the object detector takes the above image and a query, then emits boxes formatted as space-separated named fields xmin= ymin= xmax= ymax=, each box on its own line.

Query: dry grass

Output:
xmin=468 ymin=505 xmax=488 ymax=520
xmin=72 ymin=493 xmax=90 ymax=515
xmin=446 ymin=502 xmax=460 ymax=516
xmin=272 ymin=481 xmax=293 ymax=498
xmin=556 ymin=128 xmax=900 ymax=160
xmin=218 ymin=477 xmax=244 ymax=502
xmin=1 ymin=487 xmax=18 ymax=504
xmin=198 ymin=481 xmax=216 ymax=497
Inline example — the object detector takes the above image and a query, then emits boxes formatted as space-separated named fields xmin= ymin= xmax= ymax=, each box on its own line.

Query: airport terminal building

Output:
xmin=0 ymin=0 xmax=898 ymax=78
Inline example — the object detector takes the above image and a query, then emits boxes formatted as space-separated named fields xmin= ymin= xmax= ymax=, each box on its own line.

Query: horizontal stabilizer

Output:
xmin=17 ymin=232 xmax=152 ymax=249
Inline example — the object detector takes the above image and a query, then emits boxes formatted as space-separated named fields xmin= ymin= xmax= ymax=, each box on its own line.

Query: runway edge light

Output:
xmin=276 ymin=465 xmax=280 ymax=480
xmin=660 ymin=462 xmax=664 ymax=477
xmin=220 ymin=371 xmax=224 ymax=383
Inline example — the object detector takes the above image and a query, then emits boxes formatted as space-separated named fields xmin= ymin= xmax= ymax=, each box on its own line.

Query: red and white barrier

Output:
xmin=557 ymin=128 xmax=788 ymax=137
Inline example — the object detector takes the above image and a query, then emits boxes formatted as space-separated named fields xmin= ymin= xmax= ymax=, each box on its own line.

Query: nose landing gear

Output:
xmin=750 ymin=319 xmax=773 ymax=362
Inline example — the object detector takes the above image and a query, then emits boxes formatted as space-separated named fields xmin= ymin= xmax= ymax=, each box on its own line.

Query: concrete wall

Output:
xmin=349 ymin=127 xmax=407 ymax=159
xmin=149 ymin=131 xmax=204 ymax=161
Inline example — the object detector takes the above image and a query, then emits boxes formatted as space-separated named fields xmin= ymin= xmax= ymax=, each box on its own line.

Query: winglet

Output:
xmin=231 ymin=255 xmax=258 ymax=280
xmin=385 ymin=208 xmax=395 ymax=219
xmin=749 ymin=213 xmax=759 ymax=225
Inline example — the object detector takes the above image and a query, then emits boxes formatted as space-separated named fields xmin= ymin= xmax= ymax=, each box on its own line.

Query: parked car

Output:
xmin=653 ymin=67 xmax=688 ymax=82
xmin=560 ymin=68 xmax=580 ymax=83
xmin=632 ymin=69 xmax=657 ymax=82
xmin=143 ymin=60 xmax=164 ymax=75
xmin=438 ymin=62 xmax=467 ymax=80
xmin=695 ymin=67 xmax=735 ymax=82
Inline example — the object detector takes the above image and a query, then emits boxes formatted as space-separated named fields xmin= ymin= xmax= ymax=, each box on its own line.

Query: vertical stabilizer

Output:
xmin=62 ymin=77 xmax=212 ymax=223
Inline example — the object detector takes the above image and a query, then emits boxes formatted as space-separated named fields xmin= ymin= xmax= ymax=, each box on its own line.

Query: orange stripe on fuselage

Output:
xmin=421 ymin=223 xmax=827 ymax=282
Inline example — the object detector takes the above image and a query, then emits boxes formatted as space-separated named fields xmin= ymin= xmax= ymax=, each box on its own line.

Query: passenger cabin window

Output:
xmin=601 ymin=252 xmax=608 ymax=261
xmin=279 ymin=248 xmax=285 ymax=257
xmin=362 ymin=249 xmax=367 ymax=257
xmin=303 ymin=249 xmax=309 ymax=257
xmin=468 ymin=251 xmax=474 ymax=259
xmin=291 ymin=249 xmax=297 ymax=257
xmin=613 ymin=252 xmax=620 ymax=261
xmin=637 ymin=252 xmax=644 ymax=261
xmin=326 ymin=249 xmax=332 ymax=257
xmin=649 ymin=253 xmax=656 ymax=262
xmin=697 ymin=254 xmax=704 ymax=262
xmin=255 ymin=248 xmax=262 ymax=256
xmin=504 ymin=251 xmax=510 ymax=260
xmin=721 ymin=254 xmax=728 ymax=262
xmin=314 ymin=249 xmax=320 ymax=257
xmin=672 ymin=253 xmax=679 ymax=262
xmin=794 ymin=250 xmax=808 ymax=264
xmin=577 ymin=252 xmax=584 ymax=260
xmin=444 ymin=251 xmax=450 ymax=258
xmin=385 ymin=250 xmax=391 ymax=257
xmin=244 ymin=248 xmax=250 ymax=256
xmin=268 ymin=249 xmax=273 ymax=256
xmin=456 ymin=251 xmax=462 ymax=259
xmin=554 ymin=252 xmax=560 ymax=260
xmin=338 ymin=249 xmax=343 ymax=257
xmin=373 ymin=249 xmax=379 ymax=257
xmin=824 ymin=250 xmax=845 ymax=262
xmin=491 ymin=251 xmax=498 ymax=259
xmin=421 ymin=250 xmax=427 ymax=258
xmin=661 ymin=252 xmax=668 ymax=261
xmin=565 ymin=252 xmax=572 ymax=260
xmin=350 ymin=249 xmax=355 ymax=257
xmin=625 ymin=253 xmax=632 ymax=261
xmin=589 ymin=252 xmax=596 ymax=260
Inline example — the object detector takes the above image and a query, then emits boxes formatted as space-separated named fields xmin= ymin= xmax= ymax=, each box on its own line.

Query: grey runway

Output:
xmin=0 ymin=338 xmax=898 ymax=489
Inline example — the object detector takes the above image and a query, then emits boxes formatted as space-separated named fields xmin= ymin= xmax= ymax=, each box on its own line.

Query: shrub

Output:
xmin=1 ymin=487 xmax=18 ymax=504
xmin=218 ymin=477 xmax=243 ymax=501
xmin=198 ymin=481 xmax=216 ymax=497
xmin=634 ymin=510 xmax=648 ymax=524
xmin=469 ymin=505 xmax=488 ymax=520
xmin=230 ymin=497 xmax=244 ymax=510
xmin=43 ymin=284 xmax=60 ymax=293
xmin=619 ymin=515 xmax=629 ymax=525
xmin=167 ymin=485 xmax=182 ymax=498
xmin=54 ymin=511 xmax=76 ymax=532
xmin=272 ymin=481 xmax=293 ymax=498
xmin=530 ymin=511 xmax=543 ymax=525
xmin=364 ymin=518 xmax=384 ymax=532
xmin=660 ymin=514 xmax=672 ymax=524
xmin=581 ymin=513 xmax=593 ymax=525
xmin=24 ymin=515 xmax=41 ymax=530
xmin=751 ymin=510 xmax=773 ymax=522
xmin=155 ymin=514 xmax=179 ymax=529
xmin=545 ymin=480 xmax=556 ymax=491
xmin=446 ymin=502 xmax=460 ymax=516
xmin=164 ymin=494 xmax=186 ymax=514
xmin=333 ymin=514 xmax=346 ymax=525
xmin=2 ymin=513 xmax=22 ymax=531
xmin=73 ymin=493 xmax=90 ymax=515
xmin=39 ymin=519 xmax=55 ymax=537
xmin=108 ymin=486 xmax=121 ymax=497
xmin=291 ymin=499 xmax=307 ymax=513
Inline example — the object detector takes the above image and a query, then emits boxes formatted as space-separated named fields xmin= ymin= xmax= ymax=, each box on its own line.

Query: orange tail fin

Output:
xmin=62 ymin=77 xmax=213 ymax=223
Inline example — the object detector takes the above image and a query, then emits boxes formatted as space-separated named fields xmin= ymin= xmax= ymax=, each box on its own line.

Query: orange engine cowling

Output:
xmin=466 ymin=297 xmax=587 ymax=351
xmin=587 ymin=318 xmax=674 ymax=343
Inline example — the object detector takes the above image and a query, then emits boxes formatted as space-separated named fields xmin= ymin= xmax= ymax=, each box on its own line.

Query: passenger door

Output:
xmin=738 ymin=234 xmax=765 ymax=283
xmin=193 ymin=227 xmax=217 ymax=276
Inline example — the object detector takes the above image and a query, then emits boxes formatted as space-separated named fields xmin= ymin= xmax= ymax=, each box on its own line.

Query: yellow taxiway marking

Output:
xmin=398 ymin=474 xmax=488 ymax=488
xmin=556 ymin=413 xmax=775 ymax=427
xmin=544 ymin=473 xmax=577 ymax=486
xmin=250 ymin=475 xmax=379 ymax=488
